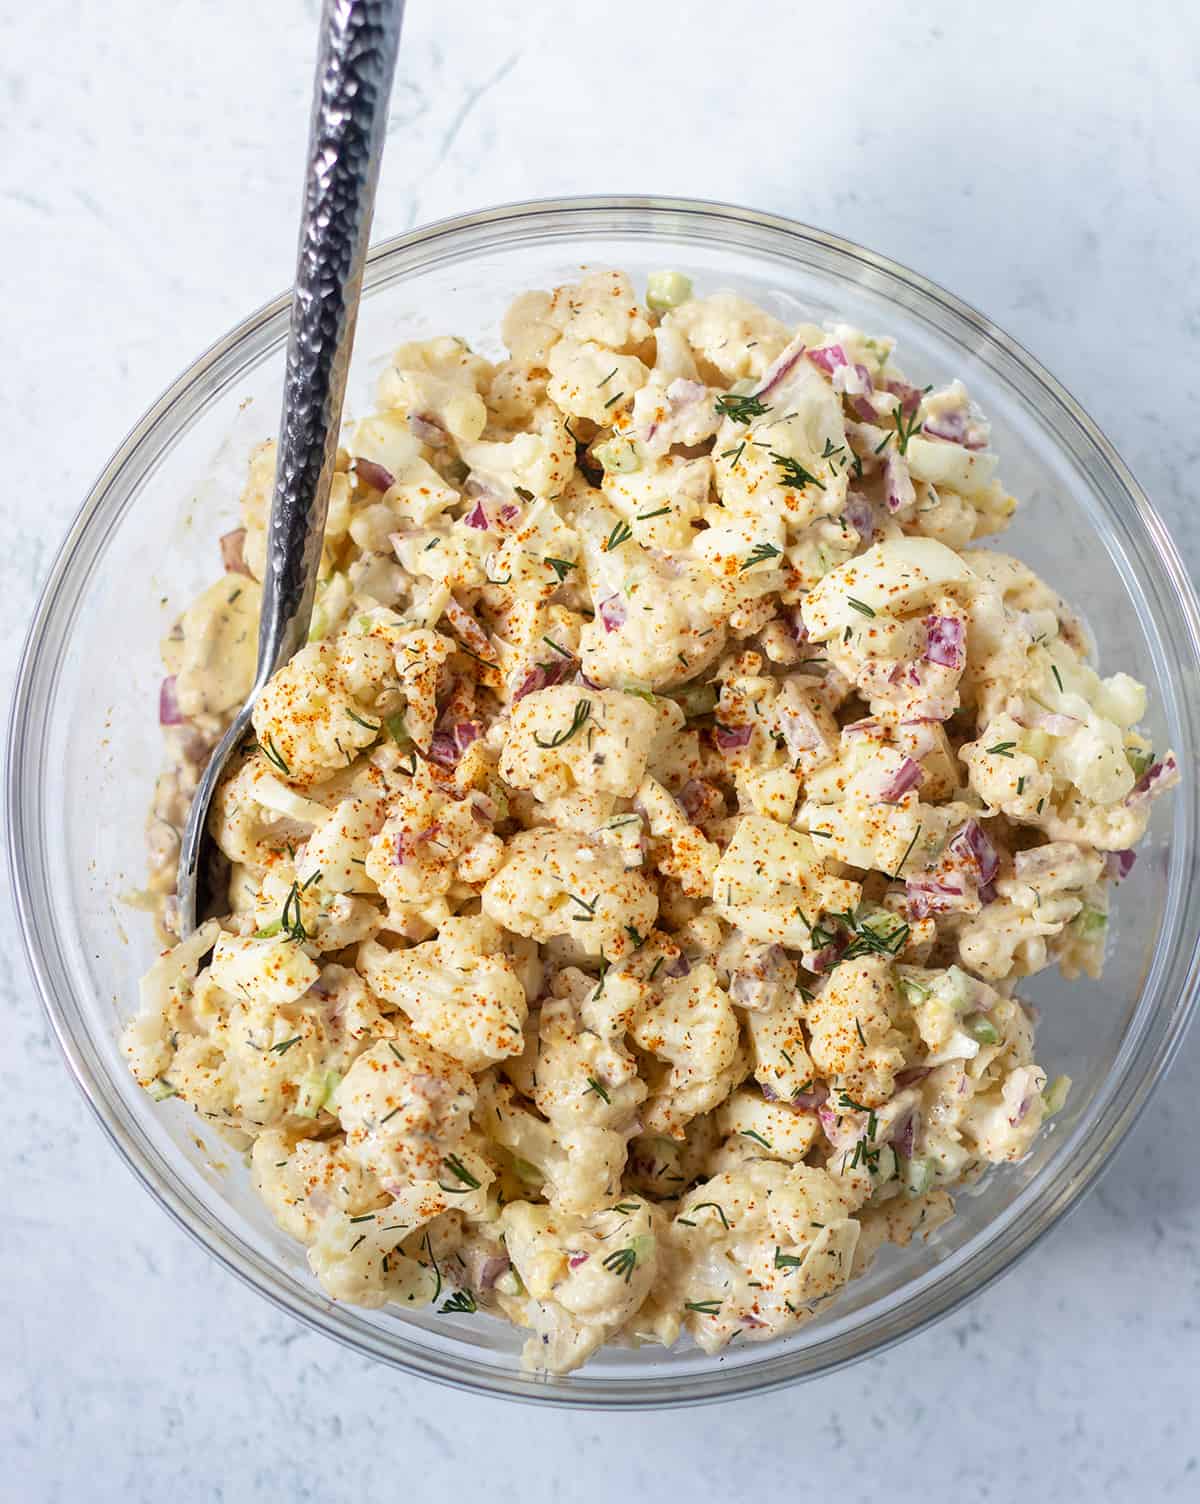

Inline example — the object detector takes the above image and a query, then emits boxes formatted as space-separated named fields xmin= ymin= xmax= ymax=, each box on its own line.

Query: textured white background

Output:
xmin=4 ymin=1 xmax=1199 ymax=1500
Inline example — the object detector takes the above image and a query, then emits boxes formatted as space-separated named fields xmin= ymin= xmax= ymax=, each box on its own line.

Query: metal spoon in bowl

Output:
xmin=176 ymin=0 xmax=404 ymax=937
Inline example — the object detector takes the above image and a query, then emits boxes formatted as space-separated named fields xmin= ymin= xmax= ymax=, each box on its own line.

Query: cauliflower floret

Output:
xmin=375 ymin=335 xmax=491 ymax=443
xmin=499 ymin=687 xmax=659 ymax=802
xmin=715 ymin=1086 xmax=820 ymax=1163
xmin=364 ymin=764 xmax=496 ymax=917
xmin=804 ymin=957 xmax=909 ymax=1108
xmin=481 ymin=827 xmax=657 ymax=962
xmin=334 ymin=1025 xmax=477 ymax=1185
xmin=547 ymin=338 xmax=649 ymax=425
xmin=249 ymin=637 xmax=386 ymax=787
xmin=629 ymin=964 xmax=742 ymax=1135
xmin=712 ymin=815 xmax=861 ymax=948
xmin=669 ymin=1162 xmax=859 ymax=1354
xmin=358 ymin=916 xmax=528 ymax=1070
xmin=546 ymin=269 xmax=653 ymax=351
xmin=635 ymin=774 xmax=720 ymax=897
xmin=499 ymin=1197 xmax=660 ymax=1373
xmin=458 ymin=405 xmax=575 ymax=499
xmin=662 ymin=293 xmax=791 ymax=384
xmin=251 ymin=1129 xmax=385 ymax=1242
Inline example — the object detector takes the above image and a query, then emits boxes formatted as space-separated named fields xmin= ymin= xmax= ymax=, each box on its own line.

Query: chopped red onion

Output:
xmin=754 ymin=336 xmax=808 ymax=399
xmin=677 ymin=779 xmax=709 ymax=821
xmin=428 ymin=733 xmax=459 ymax=768
xmin=598 ymin=594 xmax=627 ymax=633
xmin=1126 ymin=754 xmax=1180 ymax=808
xmin=409 ymin=412 xmax=448 ymax=447
xmin=789 ymin=607 xmax=810 ymax=645
xmin=843 ymin=492 xmax=875 ymax=542
xmin=905 ymin=876 xmax=967 ymax=919
xmin=513 ymin=657 xmax=573 ymax=702
xmin=158 ymin=675 xmax=184 ymax=726
xmin=791 ymin=1083 xmax=828 ymax=1112
xmin=805 ymin=344 xmax=848 ymax=376
xmin=1105 ymin=849 xmax=1136 ymax=880
xmin=664 ymin=953 xmax=691 ymax=978
xmin=355 ymin=458 xmax=395 ymax=492
xmin=924 ymin=615 xmax=966 ymax=670
xmin=883 ymin=449 xmax=916 ymax=513
xmin=777 ymin=700 xmax=824 ymax=761
xmin=464 ymin=498 xmax=490 ymax=530
xmin=879 ymin=757 xmax=924 ymax=803
xmin=453 ymin=721 xmax=481 ymax=753
xmin=809 ymin=939 xmax=846 ymax=974
xmin=893 ymin=1109 xmax=920 ymax=1160
xmin=713 ymin=722 xmax=754 ymax=752
xmin=567 ymin=1250 xmax=590 ymax=1270
xmin=740 ymin=1313 xmax=768 ymax=1329
xmin=480 ymin=1255 xmax=510 ymax=1290
xmin=219 ymin=527 xmax=252 ymax=577
xmin=948 ymin=820 xmax=999 ymax=886
xmin=499 ymin=502 xmax=521 ymax=524
xmin=882 ymin=378 xmax=923 ymax=416
xmin=843 ymin=717 xmax=883 ymax=739
xmin=922 ymin=409 xmax=967 ymax=444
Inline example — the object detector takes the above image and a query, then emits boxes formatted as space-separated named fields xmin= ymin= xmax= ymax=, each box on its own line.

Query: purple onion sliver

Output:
xmin=714 ymin=723 xmax=754 ymax=752
xmin=355 ymin=458 xmax=395 ymax=492
xmin=408 ymin=413 xmax=448 ymax=447
xmin=479 ymin=1255 xmax=510 ymax=1290
xmin=753 ymin=337 xmax=807 ymax=400
xmin=428 ymin=733 xmax=459 ymax=768
xmin=805 ymin=344 xmax=848 ymax=376
xmin=464 ymin=499 xmax=490 ymax=530
xmin=924 ymin=614 xmax=966 ymax=670
xmin=158 ymin=675 xmax=184 ymax=726
xmin=879 ymin=756 xmax=924 ymax=803
xmin=1105 ymin=849 xmax=1137 ymax=880
xmin=598 ymin=594 xmax=627 ymax=633
xmin=219 ymin=527 xmax=252 ymax=577
xmin=949 ymin=819 xmax=999 ymax=886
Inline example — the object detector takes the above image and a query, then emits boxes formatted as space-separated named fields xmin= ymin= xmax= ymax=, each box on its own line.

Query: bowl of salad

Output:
xmin=10 ymin=197 xmax=1200 ymax=1407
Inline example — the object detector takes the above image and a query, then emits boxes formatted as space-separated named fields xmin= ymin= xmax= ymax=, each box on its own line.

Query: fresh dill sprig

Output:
xmin=715 ymin=393 xmax=770 ymax=423
xmin=534 ymin=699 xmax=592 ymax=748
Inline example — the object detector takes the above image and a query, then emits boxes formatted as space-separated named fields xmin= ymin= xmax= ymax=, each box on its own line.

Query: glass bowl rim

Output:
xmin=9 ymin=193 xmax=1200 ymax=1409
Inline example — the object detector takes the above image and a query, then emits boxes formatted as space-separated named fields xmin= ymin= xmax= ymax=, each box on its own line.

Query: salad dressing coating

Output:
xmin=128 ymin=269 xmax=1177 ymax=1373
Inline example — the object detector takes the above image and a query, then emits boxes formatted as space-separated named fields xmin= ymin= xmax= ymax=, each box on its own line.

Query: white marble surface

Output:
xmin=4 ymin=1 xmax=1199 ymax=1498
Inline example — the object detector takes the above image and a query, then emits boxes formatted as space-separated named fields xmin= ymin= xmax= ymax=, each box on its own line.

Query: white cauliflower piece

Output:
xmin=481 ymin=827 xmax=657 ymax=962
xmin=712 ymin=815 xmax=861 ymax=948
xmin=358 ymin=916 xmax=528 ymax=1070
xmin=500 ymin=686 xmax=659 ymax=802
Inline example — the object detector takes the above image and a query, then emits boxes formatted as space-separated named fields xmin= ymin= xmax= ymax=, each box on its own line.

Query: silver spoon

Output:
xmin=177 ymin=0 xmax=404 ymax=936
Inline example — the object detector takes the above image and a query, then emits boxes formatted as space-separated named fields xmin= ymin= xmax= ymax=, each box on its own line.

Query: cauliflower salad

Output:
xmin=128 ymin=268 xmax=1178 ymax=1374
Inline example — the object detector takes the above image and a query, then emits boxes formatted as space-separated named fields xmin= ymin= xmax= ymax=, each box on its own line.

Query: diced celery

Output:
xmin=254 ymin=920 xmax=283 ymax=940
xmin=594 ymin=438 xmax=642 ymax=474
xmin=900 ymin=1154 xmax=935 ymax=1197
xmin=1042 ymin=1074 xmax=1072 ymax=1115
xmin=384 ymin=712 xmax=412 ymax=747
xmin=668 ymin=682 xmax=718 ymax=719
xmin=873 ymin=1145 xmax=897 ymax=1183
xmin=898 ymin=974 xmax=932 ymax=1007
xmin=307 ymin=605 xmax=327 ymax=643
xmin=512 ymin=1157 xmax=543 ymax=1187
xmin=646 ymin=270 xmax=693 ymax=312
xmin=965 ymin=1012 xmax=1000 ymax=1045
xmin=623 ymin=685 xmax=657 ymax=704
xmin=1075 ymin=906 xmax=1107 ymax=939
xmin=930 ymin=965 xmax=975 ymax=1013
xmin=295 ymin=1069 xmax=340 ymax=1119
xmin=1126 ymin=745 xmax=1154 ymax=778
xmin=149 ymin=1077 xmax=178 ymax=1101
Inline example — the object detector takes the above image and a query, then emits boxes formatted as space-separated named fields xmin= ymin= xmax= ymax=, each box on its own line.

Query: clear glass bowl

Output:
xmin=10 ymin=197 xmax=1200 ymax=1408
